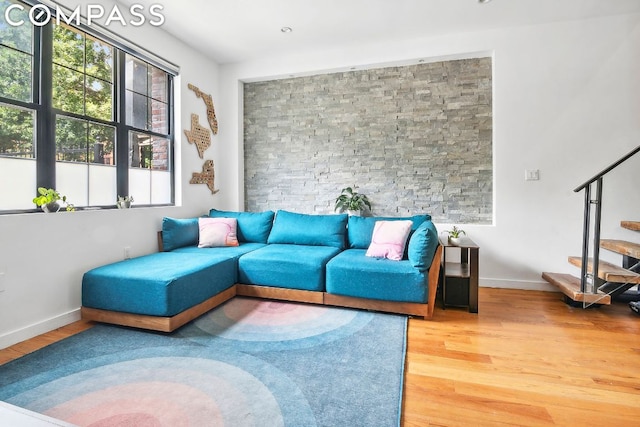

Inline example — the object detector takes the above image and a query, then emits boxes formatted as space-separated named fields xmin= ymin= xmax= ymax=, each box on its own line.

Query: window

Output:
xmin=125 ymin=54 xmax=172 ymax=205
xmin=0 ymin=0 xmax=35 ymax=210
xmin=0 ymin=1 xmax=31 ymax=104
xmin=0 ymin=0 xmax=175 ymax=212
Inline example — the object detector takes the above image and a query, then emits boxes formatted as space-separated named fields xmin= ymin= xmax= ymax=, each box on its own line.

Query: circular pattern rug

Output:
xmin=1 ymin=298 xmax=407 ymax=427
xmin=179 ymin=297 xmax=374 ymax=351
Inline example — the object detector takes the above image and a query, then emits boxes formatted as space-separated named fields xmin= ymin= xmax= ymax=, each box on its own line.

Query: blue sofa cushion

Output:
xmin=326 ymin=249 xmax=427 ymax=303
xmin=238 ymin=244 xmax=342 ymax=291
xmin=347 ymin=214 xmax=431 ymax=250
xmin=209 ymin=209 xmax=275 ymax=243
xmin=407 ymin=220 xmax=439 ymax=272
xmin=82 ymin=252 xmax=236 ymax=317
xmin=162 ymin=217 xmax=199 ymax=251
xmin=171 ymin=242 xmax=266 ymax=259
xmin=267 ymin=210 xmax=348 ymax=249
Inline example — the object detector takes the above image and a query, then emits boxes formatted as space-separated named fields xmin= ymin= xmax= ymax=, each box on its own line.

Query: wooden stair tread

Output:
xmin=600 ymin=239 xmax=640 ymax=259
xmin=621 ymin=221 xmax=640 ymax=231
xmin=567 ymin=256 xmax=640 ymax=284
xmin=541 ymin=272 xmax=611 ymax=304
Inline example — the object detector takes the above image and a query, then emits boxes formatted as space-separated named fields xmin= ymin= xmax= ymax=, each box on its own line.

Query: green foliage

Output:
xmin=0 ymin=0 xmax=32 ymax=53
xmin=52 ymin=23 xmax=113 ymax=121
xmin=32 ymin=187 xmax=63 ymax=207
xmin=0 ymin=105 xmax=34 ymax=157
xmin=0 ymin=1 xmax=34 ymax=157
xmin=52 ymin=24 xmax=114 ymax=164
xmin=0 ymin=46 xmax=31 ymax=101
xmin=55 ymin=117 xmax=115 ymax=163
xmin=335 ymin=187 xmax=372 ymax=213
xmin=32 ymin=187 xmax=75 ymax=212
xmin=445 ymin=226 xmax=466 ymax=238
xmin=1 ymin=19 xmax=115 ymax=163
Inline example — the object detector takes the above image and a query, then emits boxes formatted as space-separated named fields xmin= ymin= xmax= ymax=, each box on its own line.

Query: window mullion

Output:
xmin=36 ymin=22 xmax=55 ymax=190
xmin=168 ymin=75 xmax=175 ymax=203
xmin=115 ymin=50 xmax=128 ymax=197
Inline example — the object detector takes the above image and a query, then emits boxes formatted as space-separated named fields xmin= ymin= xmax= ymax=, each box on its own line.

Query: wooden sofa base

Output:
xmin=81 ymin=286 xmax=237 ymax=332
xmin=323 ymin=293 xmax=430 ymax=317
xmin=83 ymin=283 xmax=434 ymax=332
xmin=236 ymin=284 xmax=324 ymax=304
xmin=236 ymin=284 xmax=430 ymax=317
xmin=83 ymin=245 xmax=443 ymax=331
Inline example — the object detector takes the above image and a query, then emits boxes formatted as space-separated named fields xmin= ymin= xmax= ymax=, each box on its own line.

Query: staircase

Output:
xmin=542 ymin=145 xmax=640 ymax=307
xmin=543 ymin=221 xmax=640 ymax=305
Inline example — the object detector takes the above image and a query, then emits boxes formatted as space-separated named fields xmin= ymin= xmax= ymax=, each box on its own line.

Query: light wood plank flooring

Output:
xmin=1 ymin=288 xmax=639 ymax=426
xmin=404 ymin=288 xmax=640 ymax=426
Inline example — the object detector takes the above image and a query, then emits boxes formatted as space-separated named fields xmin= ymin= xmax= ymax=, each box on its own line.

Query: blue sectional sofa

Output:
xmin=81 ymin=209 xmax=442 ymax=332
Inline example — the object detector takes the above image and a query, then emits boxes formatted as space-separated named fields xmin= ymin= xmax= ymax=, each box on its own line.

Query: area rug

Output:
xmin=0 ymin=297 xmax=408 ymax=426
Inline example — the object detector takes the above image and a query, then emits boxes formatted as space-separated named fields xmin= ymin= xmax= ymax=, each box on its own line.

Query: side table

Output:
xmin=439 ymin=236 xmax=479 ymax=313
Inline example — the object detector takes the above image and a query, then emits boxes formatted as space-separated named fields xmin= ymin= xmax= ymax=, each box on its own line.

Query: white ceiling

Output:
xmin=121 ymin=0 xmax=640 ymax=64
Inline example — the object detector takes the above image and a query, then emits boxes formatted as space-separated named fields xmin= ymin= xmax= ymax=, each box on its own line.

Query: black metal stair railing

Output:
xmin=573 ymin=145 xmax=640 ymax=295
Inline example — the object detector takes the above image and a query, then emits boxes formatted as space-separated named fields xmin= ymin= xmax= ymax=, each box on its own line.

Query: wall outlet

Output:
xmin=525 ymin=169 xmax=540 ymax=181
xmin=0 ymin=272 xmax=5 ymax=293
xmin=124 ymin=247 xmax=131 ymax=260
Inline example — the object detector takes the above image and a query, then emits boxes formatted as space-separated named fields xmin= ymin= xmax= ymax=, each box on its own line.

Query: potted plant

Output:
xmin=445 ymin=226 xmax=466 ymax=245
xmin=117 ymin=195 xmax=134 ymax=209
xmin=32 ymin=187 xmax=74 ymax=212
xmin=334 ymin=186 xmax=372 ymax=216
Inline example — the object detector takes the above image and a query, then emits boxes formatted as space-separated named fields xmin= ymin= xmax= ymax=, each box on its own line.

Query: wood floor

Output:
xmin=1 ymin=288 xmax=639 ymax=426
xmin=403 ymin=288 xmax=640 ymax=426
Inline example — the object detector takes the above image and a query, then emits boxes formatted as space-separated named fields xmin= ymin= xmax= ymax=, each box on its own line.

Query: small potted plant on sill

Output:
xmin=445 ymin=226 xmax=466 ymax=245
xmin=117 ymin=195 xmax=134 ymax=209
xmin=32 ymin=187 xmax=75 ymax=212
xmin=334 ymin=186 xmax=372 ymax=216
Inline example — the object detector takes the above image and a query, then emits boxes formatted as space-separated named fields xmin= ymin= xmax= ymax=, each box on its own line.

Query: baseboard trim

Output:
xmin=480 ymin=278 xmax=559 ymax=292
xmin=0 ymin=309 xmax=81 ymax=350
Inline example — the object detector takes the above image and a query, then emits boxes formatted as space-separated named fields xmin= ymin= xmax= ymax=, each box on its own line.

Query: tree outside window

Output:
xmin=0 ymin=0 xmax=174 ymax=212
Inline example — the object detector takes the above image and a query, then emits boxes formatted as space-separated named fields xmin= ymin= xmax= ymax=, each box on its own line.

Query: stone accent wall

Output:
xmin=243 ymin=57 xmax=492 ymax=223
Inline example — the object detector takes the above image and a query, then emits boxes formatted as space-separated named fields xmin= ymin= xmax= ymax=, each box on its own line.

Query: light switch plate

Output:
xmin=525 ymin=169 xmax=540 ymax=181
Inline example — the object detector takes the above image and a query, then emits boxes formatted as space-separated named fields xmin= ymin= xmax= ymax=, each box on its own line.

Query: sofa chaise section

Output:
xmin=82 ymin=212 xmax=275 ymax=332
xmin=81 ymin=252 xmax=237 ymax=332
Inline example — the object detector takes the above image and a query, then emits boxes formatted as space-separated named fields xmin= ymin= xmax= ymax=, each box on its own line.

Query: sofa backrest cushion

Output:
xmin=162 ymin=217 xmax=199 ymax=251
xmin=407 ymin=220 xmax=439 ymax=272
xmin=209 ymin=209 xmax=275 ymax=243
xmin=267 ymin=210 xmax=348 ymax=249
xmin=347 ymin=214 xmax=431 ymax=250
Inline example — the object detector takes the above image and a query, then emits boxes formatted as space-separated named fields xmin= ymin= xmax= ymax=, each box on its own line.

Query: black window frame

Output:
xmin=0 ymin=0 xmax=176 ymax=213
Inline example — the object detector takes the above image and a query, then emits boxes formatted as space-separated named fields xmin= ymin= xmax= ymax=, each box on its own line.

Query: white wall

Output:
xmin=218 ymin=13 xmax=640 ymax=291
xmin=0 ymin=0 xmax=225 ymax=348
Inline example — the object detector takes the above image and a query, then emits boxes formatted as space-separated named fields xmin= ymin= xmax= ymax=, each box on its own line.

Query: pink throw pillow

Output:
xmin=198 ymin=217 xmax=239 ymax=247
xmin=365 ymin=220 xmax=413 ymax=261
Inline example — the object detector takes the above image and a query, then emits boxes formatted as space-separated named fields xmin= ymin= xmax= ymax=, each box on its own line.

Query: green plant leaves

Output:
xmin=334 ymin=187 xmax=371 ymax=212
